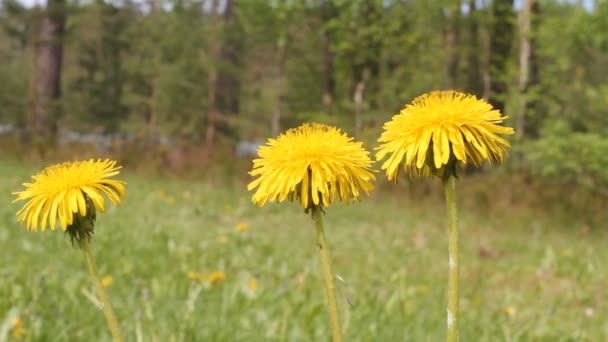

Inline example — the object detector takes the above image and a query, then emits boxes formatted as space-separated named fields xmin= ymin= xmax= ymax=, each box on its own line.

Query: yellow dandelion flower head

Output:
xmin=13 ymin=159 xmax=126 ymax=231
xmin=209 ymin=271 xmax=226 ymax=285
xmin=503 ymin=306 xmax=517 ymax=316
xmin=376 ymin=91 xmax=515 ymax=180
xmin=248 ymin=278 xmax=258 ymax=290
xmin=248 ymin=123 xmax=375 ymax=209
xmin=234 ymin=223 xmax=249 ymax=232
xmin=101 ymin=276 xmax=113 ymax=287
xmin=11 ymin=318 xmax=24 ymax=339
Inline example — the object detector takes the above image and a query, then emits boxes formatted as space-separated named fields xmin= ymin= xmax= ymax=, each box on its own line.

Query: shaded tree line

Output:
xmin=1 ymin=0 xmax=607 ymax=191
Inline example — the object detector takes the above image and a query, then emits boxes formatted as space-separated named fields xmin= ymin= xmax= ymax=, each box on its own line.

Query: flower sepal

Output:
xmin=66 ymin=195 xmax=97 ymax=247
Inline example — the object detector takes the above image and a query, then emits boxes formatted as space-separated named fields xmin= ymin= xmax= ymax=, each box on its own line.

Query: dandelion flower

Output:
xmin=102 ymin=276 xmax=113 ymax=288
xmin=10 ymin=318 xmax=24 ymax=339
xmin=209 ymin=271 xmax=226 ymax=285
xmin=376 ymin=90 xmax=514 ymax=179
xmin=234 ymin=223 xmax=249 ymax=232
xmin=12 ymin=159 xmax=126 ymax=342
xmin=503 ymin=307 xmax=517 ymax=316
xmin=248 ymin=123 xmax=375 ymax=342
xmin=248 ymin=278 xmax=258 ymax=290
xmin=248 ymin=123 xmax=375 ymax=209
xmin=376 ymin=90 xmax=514 ymax=342
xmin=13 ymin=159 xmax=126 ymax=233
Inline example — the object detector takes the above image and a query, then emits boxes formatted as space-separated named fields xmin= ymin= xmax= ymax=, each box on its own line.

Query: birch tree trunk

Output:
xmin=517 ymin=0 xmax=532 ymax=137
xmin=517 ymin=0 xmax=540 ymax=138
xmin=271 ymin=37 xmax=287 ymax=137
xmin=204 ymin=0 xmax=220 ymax=157
xmin=26 ymin=0 xmax=65 ymax=150
xmin=445 ymin=0 xmax=460 ymax=89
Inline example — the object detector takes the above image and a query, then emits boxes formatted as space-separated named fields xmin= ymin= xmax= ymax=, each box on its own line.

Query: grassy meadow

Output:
xmin=1 ymin=159 xmax=607 ymax=341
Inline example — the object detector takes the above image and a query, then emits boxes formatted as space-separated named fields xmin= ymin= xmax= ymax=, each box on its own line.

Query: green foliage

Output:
xmin=0 ymin=0 xmax=30 ymax=125
xmin=522 ymin=121 xmax=608 ymax=195
xmin=66 ymin=2 xmax=130 ymax=132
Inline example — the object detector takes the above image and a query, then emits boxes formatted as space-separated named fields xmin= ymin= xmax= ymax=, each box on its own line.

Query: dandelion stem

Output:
xmin=80 ymin=239 xmax=124 ymax=342
xmin=444 ymin=176 xmax=459 ymax=342
xmin=311 ymin=206 xmax=343 ymax=342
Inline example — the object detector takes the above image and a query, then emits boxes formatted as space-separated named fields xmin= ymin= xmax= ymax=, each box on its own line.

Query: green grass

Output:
xmin=1 ymin=160 xmax=607 ymax=341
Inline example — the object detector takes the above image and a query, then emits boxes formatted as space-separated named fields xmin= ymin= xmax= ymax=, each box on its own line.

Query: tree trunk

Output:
xmin=216 ymin=0 xmax=242 ymax=120
xmin=353 ymin=80 xmax=365 ymax=138
xmin=350 ymin=0 xmax=381 ymax=136
xmin=322 ymin=32 xmax=335 ymax=113
xmin=488 ymin=0 xmax=515 ymax=113
xmin=465 ymin=0 xmax=484 ymax=97
xmin=271 ymin=37 xmax=287 ymax=137
xmin=145 ymin=0 xmax=161 ymax=151
xmin=517 ymin=0 xmax=531 ymax=137
xmin=145 ymin=76 xmax=158 ymax=151
xmin=517 ymin=0 xmax=540 ymax=138
xmin=445 ymin=0 xmax=460 ymax=89
xmin=26 ymin=0 xmax=65 ymax=150
xmin=321 ymin=0 xmax=337 ymax=113
xmin=204 ymin=0 xmax=221 ymax=159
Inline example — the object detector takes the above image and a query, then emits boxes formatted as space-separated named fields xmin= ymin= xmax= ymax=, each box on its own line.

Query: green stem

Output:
xmin=311 ymin=206 xmax=343 ymax=342
xmin=444 ymin=176 xmax=459 ymax=342
xmin=80 ymin=239 xmax=124 ymax=342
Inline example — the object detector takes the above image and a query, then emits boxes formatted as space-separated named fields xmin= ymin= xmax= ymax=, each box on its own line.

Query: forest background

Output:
xmin=1 ymin=0 xmax=607 ymax=213
xmin=2 ymin=1 xmax=608 ymax=340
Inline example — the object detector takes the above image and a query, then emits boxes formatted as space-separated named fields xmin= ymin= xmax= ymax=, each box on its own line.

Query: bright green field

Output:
xmin=1 ymin=161 xmax=607 ymax=341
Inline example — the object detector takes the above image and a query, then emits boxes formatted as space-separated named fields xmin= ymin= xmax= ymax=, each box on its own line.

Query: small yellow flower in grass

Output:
xmin=248 ymin=278 xmax=258 ymax=290
xmin=11 ymin=318 xmax=24 ymax=339
xmin=403 ymin=300 xmax=412 ymax=310
xmin=12 ymin=159 xmax=126 ymax=240
xmin=187 ymin=271 xmax=208 ymax=282
xmin=209 ymin=271 xmax=226 ymax=285
xmin=377 ymin=90 xmax=514 ymax=179
xmin=234 ymin=223 xmax=249 ymax=232
xmin=102 ymin=276 xmax=113 ymax=287
xmin=248 ymin=123 xmax=375 ymax=209
xmin=503 ymin=307 xmax=517 ymax=316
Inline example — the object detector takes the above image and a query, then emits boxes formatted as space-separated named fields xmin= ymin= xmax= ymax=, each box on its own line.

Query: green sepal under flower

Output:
xmin=424 ymin=143 xmax=460 ymax=181
xmin=66 ymin=194 xmax=97 ymax=247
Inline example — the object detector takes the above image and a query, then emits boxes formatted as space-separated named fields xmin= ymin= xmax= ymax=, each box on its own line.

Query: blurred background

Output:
xmin=1 ymin=2 xmax=608 ymax=340
xmin=0 ymin=0 xmax=607 ymax=205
